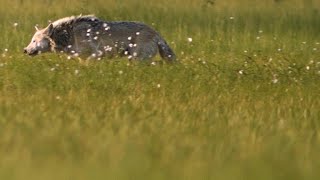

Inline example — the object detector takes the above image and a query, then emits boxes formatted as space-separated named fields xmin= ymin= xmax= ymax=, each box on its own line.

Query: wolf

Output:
xmin=24 ymin=15 xmax=176 ymax=61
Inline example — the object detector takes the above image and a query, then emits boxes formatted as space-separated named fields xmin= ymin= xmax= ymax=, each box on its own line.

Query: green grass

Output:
xmin=0 ymin=0 xmax=320 ymax=179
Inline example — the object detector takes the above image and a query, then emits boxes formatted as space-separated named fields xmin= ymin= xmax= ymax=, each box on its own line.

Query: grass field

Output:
xmin=0 ymin=0 xmax=320 ymax=179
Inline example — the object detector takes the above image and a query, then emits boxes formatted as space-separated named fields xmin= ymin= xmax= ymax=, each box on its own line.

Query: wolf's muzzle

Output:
xmin=23 ymin=48 xmax=38 ymax=56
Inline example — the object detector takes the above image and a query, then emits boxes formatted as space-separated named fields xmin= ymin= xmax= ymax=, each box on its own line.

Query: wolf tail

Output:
xmin=157 ymin=37 xmax=176 ymax=61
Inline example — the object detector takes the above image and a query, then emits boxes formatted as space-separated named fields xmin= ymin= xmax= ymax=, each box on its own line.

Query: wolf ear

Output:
xmin=44 ymin=23 xmax=54 ymax=36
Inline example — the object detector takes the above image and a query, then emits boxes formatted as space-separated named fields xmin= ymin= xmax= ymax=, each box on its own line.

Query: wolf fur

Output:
xmin=24 ymin=15 xmax=176 ymax=61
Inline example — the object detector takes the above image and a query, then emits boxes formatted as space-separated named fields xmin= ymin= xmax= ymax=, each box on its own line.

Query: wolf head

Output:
xmin=24 ymin=24 xmax=54 ymax=56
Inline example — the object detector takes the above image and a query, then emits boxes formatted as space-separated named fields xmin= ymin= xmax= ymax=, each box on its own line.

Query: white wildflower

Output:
xmin=306 ymin=66 xmax=310 ymax=70
xmin=105 ymin=46 xmax=112 ymax=52
xmin=97 ymin=50 xmax=103 ymax=56
xmin=187 ymin=37 xmax=193 ymax=42
xmin=272 ymin=78 xmax=278 ymax=84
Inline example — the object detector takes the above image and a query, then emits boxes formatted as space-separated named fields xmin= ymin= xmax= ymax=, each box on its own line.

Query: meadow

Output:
xmin=0 ymin=0 xmax=319 ymax=179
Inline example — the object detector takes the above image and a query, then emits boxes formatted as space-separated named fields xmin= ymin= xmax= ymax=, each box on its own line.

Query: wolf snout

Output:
xmin=23 ymin=48 xmax=27 ymax=54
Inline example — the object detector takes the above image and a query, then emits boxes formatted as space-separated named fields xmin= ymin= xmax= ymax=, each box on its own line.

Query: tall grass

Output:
xmin=0 ymin=0 xmax=319 ymax=179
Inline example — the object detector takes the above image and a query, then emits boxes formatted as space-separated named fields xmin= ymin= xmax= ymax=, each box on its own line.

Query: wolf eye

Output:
xmin=32 ymin=40 xmax=36 ymax=43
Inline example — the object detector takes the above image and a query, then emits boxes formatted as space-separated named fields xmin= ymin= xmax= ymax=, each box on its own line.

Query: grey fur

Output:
xmin=24 ymin=15 xmax=176 ymax=61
